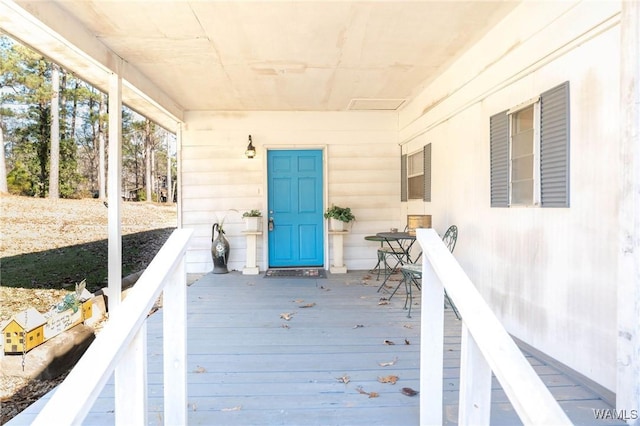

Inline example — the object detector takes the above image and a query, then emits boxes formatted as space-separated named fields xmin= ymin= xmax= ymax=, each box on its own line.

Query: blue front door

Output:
xmin=267 ymin=150 xmax=324 ymax=267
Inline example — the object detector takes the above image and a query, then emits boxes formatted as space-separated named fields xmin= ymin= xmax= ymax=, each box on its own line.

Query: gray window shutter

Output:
xmin=423 ymin=144 xmax=431 ymax=202
xmin=540 ymin=81 xmax=570 ymax=207
xmin=401 ymin=154 xmax=407 ymax=202
xmin=490 ymin=110 xmax=509 ymax=207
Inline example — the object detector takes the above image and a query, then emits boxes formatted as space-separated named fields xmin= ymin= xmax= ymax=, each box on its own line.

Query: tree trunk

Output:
xmin=70 ymin=79 xmax=79 ymax=142
xmin=98 ymin=93 xmax=107 ymax=200
xmin=166 ymin=134 xmax=171 ymax=203
xmin=0 ymin=123 xmax=7 ymax=194
xmin=145 ymin=121 xmax=152 ymax=202
xmin=49 ymin=64 xmax=60 ymax=199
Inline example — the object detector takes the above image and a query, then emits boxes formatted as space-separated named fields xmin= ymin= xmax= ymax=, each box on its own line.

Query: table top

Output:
xmin=376 ymin=231 xmax=415 ymax=240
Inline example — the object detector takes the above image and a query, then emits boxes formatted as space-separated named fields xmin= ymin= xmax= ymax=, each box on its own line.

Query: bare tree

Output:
xmin=98 ymin=92 xmax=107 ymax=199
xmin=0 ymin=123 xmax=7 ymax=193
xmin=144 ymin=119 xmax=152 ymax=202
xmin=166 ymin=133 xmax=171 ymax=203
xmin=49 ymin=64 xmax=60 ymax=199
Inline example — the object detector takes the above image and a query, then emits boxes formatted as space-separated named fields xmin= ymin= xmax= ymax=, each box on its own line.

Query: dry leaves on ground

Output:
xmin=336 ymin=375 xmax=350 ymax=384
xmin=355 ymin=386 xmax=379 ymax=398
xmin=378 ymin=357 xmax=398 ymax=367
xmin=378 ymin=375 xmax=399 ymax=385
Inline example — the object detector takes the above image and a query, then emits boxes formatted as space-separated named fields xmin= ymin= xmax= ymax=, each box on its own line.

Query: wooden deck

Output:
xmin=9 ymin=270 xmax=624 ymax=425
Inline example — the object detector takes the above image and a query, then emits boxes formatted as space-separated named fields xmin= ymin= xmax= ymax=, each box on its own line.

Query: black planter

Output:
xmin=211 ymin=223 xmax=230 ymax=274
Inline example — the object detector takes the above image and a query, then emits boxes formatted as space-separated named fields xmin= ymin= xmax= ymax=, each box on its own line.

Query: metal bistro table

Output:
xmin=375 ymin=231 xmax=417 ymax=292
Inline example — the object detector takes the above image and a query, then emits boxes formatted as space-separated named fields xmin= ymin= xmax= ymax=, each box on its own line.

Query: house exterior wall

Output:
xmin=180 ymin=111 xmax=399 ymax=274
xmin=398 ymin=0 xmax=621 ymax=391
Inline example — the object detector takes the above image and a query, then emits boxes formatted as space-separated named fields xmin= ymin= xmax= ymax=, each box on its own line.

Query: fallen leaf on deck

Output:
xmin=405 ymin=338 xmax=411 ymax=345
xmin=362 ymin=274 xmax=372 ymax=280
xmin=355 ymin=386 xmax=379 ymax=398
xmin=401 ymin=387 xmax=419 ymax=396
xmin=336 ymin=375 xmax=350 ymax=384
xmin=294 ymin=299 xmax=305 ymax=303
xmin=378 ymin=357 xmax=398 ymax=367
xmin=221 ymin=406 xmax=242 ymax=412
xmin=403 ymin=324 xmax=413 ymax=329
xmin=280 ymin=312 xmax=294 ymax=320
xmin=378 ymin=300 xmax=389 ymax=305
xmin=384 ymin=339 xmax=395 ymax=345
xmin=353 ymin=324 xmax=364 ymax=329
xmin=281 ymin=324 xmax=290 ymax=329
xmin=194 ymin=366 xmax=207 ymax=373
xmin=378 ymin=375 xmax=399 ymax=384
xmin=299 ymin=302 xmax=316 ymax=308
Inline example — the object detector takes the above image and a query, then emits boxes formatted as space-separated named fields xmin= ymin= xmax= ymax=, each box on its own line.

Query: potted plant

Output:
xmin=242 ymin=209 xmax=262 ymax=231
xmin=324 ymin=205 xmax=355 ymax=231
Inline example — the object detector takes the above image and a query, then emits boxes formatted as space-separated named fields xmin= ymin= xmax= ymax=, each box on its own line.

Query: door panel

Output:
xmin=268 ymin=150 xmax=323 ymax=267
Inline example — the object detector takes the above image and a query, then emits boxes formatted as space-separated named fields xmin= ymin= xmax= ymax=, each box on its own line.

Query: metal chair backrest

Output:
xmin=442 ymin=225 xmax=458 ymax=253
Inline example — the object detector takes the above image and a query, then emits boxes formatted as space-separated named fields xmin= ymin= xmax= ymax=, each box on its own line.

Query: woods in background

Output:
xmin=0 ymin=35 xmax=176 ymax=201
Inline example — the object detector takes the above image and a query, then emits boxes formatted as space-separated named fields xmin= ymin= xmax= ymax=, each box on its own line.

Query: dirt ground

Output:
xmin=0 ymin=194 xmax=177 ymax=423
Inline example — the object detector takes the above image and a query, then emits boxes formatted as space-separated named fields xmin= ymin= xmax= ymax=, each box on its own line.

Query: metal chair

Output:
xmin=401 ymin=225 xmax=460 ymax=319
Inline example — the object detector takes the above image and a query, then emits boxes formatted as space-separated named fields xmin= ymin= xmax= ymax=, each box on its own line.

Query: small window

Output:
xmin=510 ymin=104 xmax=539 ymax=206
xmin=490 ymin=81 xmax=570 ymax=208
xmin=408 ymin=150 xmax=424 ymax=199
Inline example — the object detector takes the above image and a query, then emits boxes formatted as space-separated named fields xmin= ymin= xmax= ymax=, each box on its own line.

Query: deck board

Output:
xmin=7 ymin=270 xmax=624 ymax=425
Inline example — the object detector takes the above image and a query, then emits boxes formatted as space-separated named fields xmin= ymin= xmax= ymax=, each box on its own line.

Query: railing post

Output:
xmin=459 ymin=324 xmax=492 ymax=425
xmin=420 ymin=255 xmax=444 ymax=425
xmin=115 ymin=322 xmax=148 ymax=425
xmin=163 ymin=252 xmax=187 ymax=424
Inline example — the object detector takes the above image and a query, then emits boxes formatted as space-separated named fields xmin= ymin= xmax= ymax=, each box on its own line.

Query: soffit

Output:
xmin=4 ymin=1 xmax=520 ymax=127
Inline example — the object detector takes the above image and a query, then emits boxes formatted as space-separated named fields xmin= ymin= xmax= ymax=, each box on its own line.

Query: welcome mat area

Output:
xmin=264 ymin=268 xmax=327 ymax=278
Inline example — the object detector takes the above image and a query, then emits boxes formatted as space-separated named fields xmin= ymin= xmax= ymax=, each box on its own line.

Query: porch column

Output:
xmin=108 ymin=71 xmax=122 ymax=312
xmin=617 ymin=0 xmax=640 ymax=422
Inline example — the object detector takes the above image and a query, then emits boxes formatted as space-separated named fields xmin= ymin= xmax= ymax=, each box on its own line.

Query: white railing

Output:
xmin=416 ymin=228 xmax=572 ymax=425
xmin=31 ymin=228 xmax=193 ymax=425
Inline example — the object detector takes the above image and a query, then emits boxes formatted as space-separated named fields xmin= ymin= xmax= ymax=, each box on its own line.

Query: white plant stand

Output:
xmin=242 ymin=231 xmax=262 ymax=275
xmin=329 ymin=230 xmax=349 ymax=274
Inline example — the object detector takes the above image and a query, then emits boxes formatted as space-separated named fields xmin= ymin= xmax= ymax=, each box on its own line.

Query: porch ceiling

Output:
xmin=1 ymin=1 xmax=519 ymax=130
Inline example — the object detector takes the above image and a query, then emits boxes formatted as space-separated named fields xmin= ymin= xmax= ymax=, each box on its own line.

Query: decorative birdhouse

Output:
xmin=2 ymin=308 xmax=47 ymax=354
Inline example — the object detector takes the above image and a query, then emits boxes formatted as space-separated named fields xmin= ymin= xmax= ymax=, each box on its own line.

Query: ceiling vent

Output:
xmin=347 ymin=98 xmax=406 ymax=111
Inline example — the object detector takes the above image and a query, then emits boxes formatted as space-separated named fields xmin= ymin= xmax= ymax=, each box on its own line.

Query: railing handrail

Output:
xmin=31 ymin=228 xmax=193 ymax=425
xmin=416 ymin=228 xmax=572 ymax=425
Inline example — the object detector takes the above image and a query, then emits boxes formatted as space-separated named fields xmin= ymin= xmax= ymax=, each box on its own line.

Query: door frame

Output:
xmin=262 ymin=145 xmax=329 ymax=270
